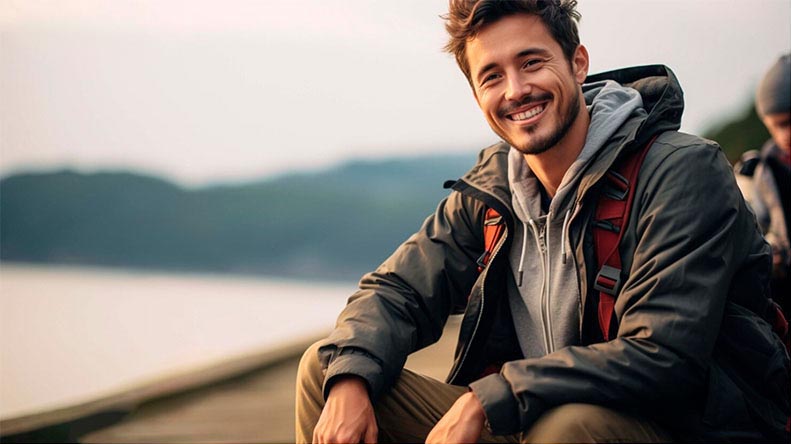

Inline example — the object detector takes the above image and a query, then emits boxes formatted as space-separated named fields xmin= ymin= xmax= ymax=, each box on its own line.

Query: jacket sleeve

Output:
xmin=317 ymin=189 xmax=485 ymax=400
xmin=754 ymin=163 xmax=791 ymax=272
xmin=470 ymin=138 xmax=772 ymax=434
xmin=734 ymin=153 xmax=770 ymax=234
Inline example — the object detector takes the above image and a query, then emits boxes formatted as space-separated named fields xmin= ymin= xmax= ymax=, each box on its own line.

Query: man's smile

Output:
xmin=498 ymin=92 xmax=553 ymax=127
xmin=507 ymin=103 xmax=547 ymax=122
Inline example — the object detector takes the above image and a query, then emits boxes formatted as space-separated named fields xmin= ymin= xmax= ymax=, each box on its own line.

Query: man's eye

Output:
xmin=481 ymin=73 xmax=500 ymax=85
xmin=522 ymin=59 xmax=542 ymax=69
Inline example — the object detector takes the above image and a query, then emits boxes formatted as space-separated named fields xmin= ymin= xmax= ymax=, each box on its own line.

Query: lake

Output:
xmin=0 ymin=264 xmax=355 ymax=421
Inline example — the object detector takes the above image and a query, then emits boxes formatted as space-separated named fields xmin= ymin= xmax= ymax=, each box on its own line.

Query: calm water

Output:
xmin=0 ymin=264 xmax=355 ymax=420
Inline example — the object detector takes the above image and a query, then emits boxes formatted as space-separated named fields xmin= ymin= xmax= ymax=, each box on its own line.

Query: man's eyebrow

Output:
xmin=516 ymin=47 xmax=551 ymax=59
xmin=474 ymin=47 xmax=551 ymax=83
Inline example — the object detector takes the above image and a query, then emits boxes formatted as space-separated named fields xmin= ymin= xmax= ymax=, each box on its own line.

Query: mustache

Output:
xmin=498 ymin=93 xmax=553 ymax=118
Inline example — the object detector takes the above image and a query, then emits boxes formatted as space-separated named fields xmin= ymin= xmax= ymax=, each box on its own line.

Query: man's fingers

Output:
xmin=312 ymin=413 xmax=376 ymax=443
xmin=314 ymin=429 xmax=363 ymax=444
xmin=363 ymin=423 xmax=378 ymax=444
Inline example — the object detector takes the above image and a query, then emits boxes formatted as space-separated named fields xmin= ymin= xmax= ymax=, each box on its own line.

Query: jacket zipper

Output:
xmin=448 ymin=226 xmax=508 ymax=383
xmin=541 ymin=217 xmax=555 ymax=354
xmin=527 ymin=218 xmax=553 ymax=356
xmin=569 ymin=200 xmax=587 ymax=340
xmin=448 ymin=143 xmax=639 ymax=375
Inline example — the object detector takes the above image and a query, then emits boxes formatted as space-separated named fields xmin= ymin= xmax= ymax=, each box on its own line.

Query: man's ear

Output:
xmin=572 ymin=44 xmax=590 ymax=84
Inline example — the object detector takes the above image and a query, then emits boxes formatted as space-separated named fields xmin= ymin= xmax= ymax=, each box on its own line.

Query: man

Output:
xmin=296 ymin=1 xmax=789 ymax=442
xmin=735 ymin=54 xmax=791 ymax=318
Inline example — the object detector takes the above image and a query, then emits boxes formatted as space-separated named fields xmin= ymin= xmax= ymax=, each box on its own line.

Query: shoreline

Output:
xmin=0 ymin=333 xmax=324 ymax=437
xmin=1 ymin=265 xmax=353 ymax=423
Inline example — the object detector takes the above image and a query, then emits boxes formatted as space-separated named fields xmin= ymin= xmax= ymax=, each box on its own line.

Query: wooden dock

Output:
xmin=1 ymin=318 xmax=460 ymax=443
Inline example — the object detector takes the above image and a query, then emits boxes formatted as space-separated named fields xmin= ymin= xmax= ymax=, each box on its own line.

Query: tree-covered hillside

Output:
xmin=703 ymin=104 xmax=770 ymax=163
xmin=0 ymin=154 xmax=475 ymax=281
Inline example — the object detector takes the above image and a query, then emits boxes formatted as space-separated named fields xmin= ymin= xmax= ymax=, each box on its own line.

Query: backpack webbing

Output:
xmin=476 ymin=209 xmax=505 ymax=273
xmin=592 ymin=135 xmax=656 ymax=340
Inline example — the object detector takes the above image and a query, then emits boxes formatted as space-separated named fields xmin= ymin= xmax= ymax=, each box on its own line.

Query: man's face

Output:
xmin=466 ymin=14 xmax=588 ymax=155
xmin=762 ymin=112 xmax=791 ymax=153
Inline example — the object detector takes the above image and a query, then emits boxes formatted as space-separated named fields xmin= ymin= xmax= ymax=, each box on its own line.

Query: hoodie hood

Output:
xmin=585 ymin=64 xmax=683 ymax=138
xmin=577 ymin=65 xmax=684 ymax=187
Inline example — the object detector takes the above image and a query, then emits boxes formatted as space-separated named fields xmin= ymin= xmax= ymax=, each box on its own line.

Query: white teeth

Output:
xmin=511 ymin=105 xmax=545 ymax=121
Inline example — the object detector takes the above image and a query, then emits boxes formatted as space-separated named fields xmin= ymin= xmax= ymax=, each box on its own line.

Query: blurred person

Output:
xmin=735 ymin=53 xmax=791 ymax=318
xmin=296 ymin=1 xmax=789 ymax=442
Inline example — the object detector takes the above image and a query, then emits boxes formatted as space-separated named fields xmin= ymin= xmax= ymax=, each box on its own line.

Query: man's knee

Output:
xmin=295 ymin=341 xmax=327 ymax=443
xmin=296 ymin=341 xmax=325 ymax=393
xmin=524 ymin=403 xmax=672 ymax=443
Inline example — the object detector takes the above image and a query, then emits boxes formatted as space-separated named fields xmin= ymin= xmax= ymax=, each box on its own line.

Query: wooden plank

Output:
xmin=0 ymin=335 xmax=324 ymax=439
xmin=79 ymin=318 xmax=461 ymax=444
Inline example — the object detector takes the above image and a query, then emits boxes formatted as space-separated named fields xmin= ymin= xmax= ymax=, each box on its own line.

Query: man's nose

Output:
xmin=504 ymin=72 xmax=531 ymax=102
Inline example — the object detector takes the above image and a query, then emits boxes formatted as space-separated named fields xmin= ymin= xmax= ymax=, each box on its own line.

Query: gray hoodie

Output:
xmin=507 ymin=80 xmax=646 ymax=358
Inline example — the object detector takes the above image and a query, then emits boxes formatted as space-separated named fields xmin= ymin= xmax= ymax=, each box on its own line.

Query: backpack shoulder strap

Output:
xmin=593 ymin=135 xmax=658 ymax=341
xmin=477 ymin=208 xmax=505 ymax=273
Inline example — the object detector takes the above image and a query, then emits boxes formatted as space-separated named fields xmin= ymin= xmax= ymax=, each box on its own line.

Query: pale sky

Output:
xmin=1 ymin=0 xmax=790 ymax=186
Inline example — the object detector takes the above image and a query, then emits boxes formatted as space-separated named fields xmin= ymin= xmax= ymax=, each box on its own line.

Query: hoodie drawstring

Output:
xmin=520 ymin=219 xmax=544 ymax=288
xmin=561 ymin=209 xmax=572 ymax=265
xmin=517 ymin=220 xmax=529 ymax=286
xmin=521 ymin=212 xmax=572 ymax=355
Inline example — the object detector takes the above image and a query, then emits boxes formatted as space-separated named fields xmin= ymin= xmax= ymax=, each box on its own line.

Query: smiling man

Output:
xmin=296 ymin=1 xmax=789 ymax=443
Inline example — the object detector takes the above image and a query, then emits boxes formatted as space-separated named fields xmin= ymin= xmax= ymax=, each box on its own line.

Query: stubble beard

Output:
xmin=507 ymin=89 xmax=581 ymax=156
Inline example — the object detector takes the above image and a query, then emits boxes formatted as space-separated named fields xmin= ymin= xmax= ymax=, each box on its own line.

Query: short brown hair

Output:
xmin=443 ymin=0 xmax=581 ymax=84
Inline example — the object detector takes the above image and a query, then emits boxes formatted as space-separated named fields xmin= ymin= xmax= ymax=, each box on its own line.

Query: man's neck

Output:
xmin=524 ymin=103 xmax=590 ymax=198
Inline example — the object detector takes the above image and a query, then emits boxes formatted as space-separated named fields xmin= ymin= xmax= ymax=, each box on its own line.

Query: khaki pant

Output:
xmin=295 ymin=342 xmax=673 ymax=443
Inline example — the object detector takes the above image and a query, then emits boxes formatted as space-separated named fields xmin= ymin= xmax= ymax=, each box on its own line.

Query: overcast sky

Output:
xmin=1 ymin=0 xmax=790 ymax=186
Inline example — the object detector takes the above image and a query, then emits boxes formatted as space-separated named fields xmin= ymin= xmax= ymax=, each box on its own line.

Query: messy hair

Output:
xmin=443 ymin=0 xmax=581 ymax=84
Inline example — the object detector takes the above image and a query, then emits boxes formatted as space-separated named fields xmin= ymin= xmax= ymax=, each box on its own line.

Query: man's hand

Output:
xmin=425 ymin=391 xmax=486 ymax=444
xmin=313 ymin=376 xmax=378 ymax=444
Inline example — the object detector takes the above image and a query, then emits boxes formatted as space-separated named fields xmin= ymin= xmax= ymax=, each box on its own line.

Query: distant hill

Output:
xmin=703 ymin=103 xmax=770 ymax=163
xmin=0 ymin=154 xmax=477 ymax=281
